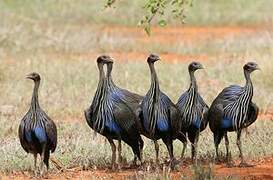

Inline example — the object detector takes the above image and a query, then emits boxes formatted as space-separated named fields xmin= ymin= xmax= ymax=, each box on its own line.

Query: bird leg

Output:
xmin=139 ymin=138 xmax=144 ymax=164
xmin=181 ymin=142 xmax=187 ymax=159
xmin=214 ymin=131 xmax=224 ymax=163
xmin=107 ymin=138 xmax=117 ymax=170
xmin=33 ymin=154 xmax=38 ymax=176
xmin=133 ymin=138 xmax=144 ymax=166
xmin=237 ymin=130 xmax=253 ymax=167
xmin=192 ymin=130 xmax=200 ymax=165
xmin=178 ymin=132 xmax=187 ymax=159
xmin=163 ymin=137 xmax=178 ymax=170
xmin=224 ymin=132 xmax=234 ymax=167
xmin=154 ymin=140 xmax=160 ymax=165
xmin=40 ymin=145 xmax=46 ymax=176
xmin=117 ymin=139 xmax=122 ymax=168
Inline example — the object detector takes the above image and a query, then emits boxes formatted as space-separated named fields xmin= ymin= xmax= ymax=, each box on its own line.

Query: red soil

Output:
xmin=1 ymin=157 xmax=273 ymax=179
xmin=3 ymin=24 xmax=269 ymax=64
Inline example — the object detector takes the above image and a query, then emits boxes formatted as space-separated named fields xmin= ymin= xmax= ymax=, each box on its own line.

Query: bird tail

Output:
xmin=84 ymin=109 xmax=91 ymax=126
xmin=243 ymin=102 xmax=259 ymax=128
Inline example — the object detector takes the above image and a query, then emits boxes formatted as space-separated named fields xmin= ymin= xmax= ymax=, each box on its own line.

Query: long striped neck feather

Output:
xmin=244 ymin=69 xmax=252 ymax=87
xmin=98 ymin=62 xmax=105 ymax=88
xmin=244 ymin=69 xmax=253 ymax=99
xmin=189 ymin=70 xmax=197 ymax=91
xmin=106 ymin=63 xmax=116 ymax=89
xmin=148 ymin=62 xmax=160 ymax=102
xmin=30 ymin=80 xmax=40 ymax=111
xmin=92 ymin=62 xmax=105 ymax=106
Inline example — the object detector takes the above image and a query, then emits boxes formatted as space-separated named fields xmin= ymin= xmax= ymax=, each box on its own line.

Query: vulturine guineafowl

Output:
xmin=137 ymin=54 xmax=181 ymax=168
xmin=208 ymin=62 xmax=259 ymax=167
xmin=104 ymin=59 xmax=144 ymax=165
xmin=85 ymin=55 xmax=143 ymax=169
xmin=176 ymin=62 xmax=209 ymax=163
xmin=19 ymin=72 xmax=57 ymax=175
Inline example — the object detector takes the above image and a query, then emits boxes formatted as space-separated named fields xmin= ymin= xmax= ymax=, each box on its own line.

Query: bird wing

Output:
xmin=208 ymin=103 xmax=224 ymax=132
xmin=211 ymin=85 xmax=251 ymax=130
xmin=112 ymin=101 xmax=136 ymax=133
xmin=84 ymin=105 xmax=93 ymax=128
xmin=158 ymin=92 xmax=176 ymax=131
xmin=176 ymin=91 xmax=189 ymax=109
xmin=18 ymin=113 xmax=31 ymax=153
xmin=219 ymin=85 xmax=244 ymax=105
xmin=212 ymin=85 xmax=244 ymax=116
xmin=168 ymin=104 xmax=181 ymax=137
xmin=197 ymin=93 xmax=209 ymax=110
xmin=41 ymin=111 xmax=57 ymax=152
xmin=140 ymin=95 xmax=156 ymax=134
xmin=177 ymin=90 xmax=208 ymax=129
xmin=244 ymin=102 xmax=259 ymax=127
xmin=118 ymin=88 xmax=143 ymax=110
xmin=196 ymin=93 xmax=209 ymax=130
xmin=176 ymin=91 xmax=190 ymax=120
xmin=120 ymin=88 xmax=143 ymax=101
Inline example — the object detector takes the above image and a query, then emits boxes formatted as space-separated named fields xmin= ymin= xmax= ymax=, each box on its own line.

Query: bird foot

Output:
xmin=40 ymin=172 xmax=48 ymax=179
xmin=154 ymin=163 xmax=161 ymax=171
xmin=226 ymin=161 xmax=235 ymax=168
xmin=180 ymin=154 xmax=185 ymax=160
xmin=169 ymin=159 xmax=180 ymax=170
xmin=33 ymin=171 xmax=38 ymax=177
xmin=238 ymin=162 xmax=254 ymax=168
xmin=109 ymin=163 xmax=119 ymax=171
xmin=191 ymin=157 xmax=198 ymax=166
xmin=127 ymin=160 xmax=139 ymax=169
xmin=179 ymin=155 xmax=186 ymax=162
xmin=214 ymin=157 xmax=223 ymax=164
xmin=131 ymin=158 xmax=137 ymax=166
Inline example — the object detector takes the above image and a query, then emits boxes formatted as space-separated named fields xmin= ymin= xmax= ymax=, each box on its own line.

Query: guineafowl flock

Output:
xmin=18 ymin=54 xmax=260 ymax=175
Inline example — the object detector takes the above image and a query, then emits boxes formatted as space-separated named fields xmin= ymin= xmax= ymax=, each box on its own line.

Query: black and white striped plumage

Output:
xmin=84 ymin=56 xmax=143 ymax=169
xmin=18 ymin=72 xmax=57 ymax=175
xmin=138 ymin=54 xmax=181 ymax=167
xmin=176 ymin=62 xmax=208 ymax=161
xmin=208 ymin=62 xmax=259 ymax=167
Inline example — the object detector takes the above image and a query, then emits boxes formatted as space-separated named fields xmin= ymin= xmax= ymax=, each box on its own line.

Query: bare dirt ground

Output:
xmin=15 ymin=24 xmax=268 ymax=64
xmin=1 ymin=157 xmax=273 ymax=179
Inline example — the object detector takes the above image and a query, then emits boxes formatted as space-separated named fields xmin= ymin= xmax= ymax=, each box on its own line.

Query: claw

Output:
xmin=238 ymin=162 xmax=254 ymax=168
xmin=226 ymin=161 xmax=235 ymax=168
xmin=170 ymin=158 xmax=180 ymax=170
xmin=111 ymin=163 xmax=118 ymax=171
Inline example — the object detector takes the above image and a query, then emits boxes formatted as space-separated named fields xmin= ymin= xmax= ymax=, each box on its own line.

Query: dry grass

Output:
xmin=0 ymin=57 xmax=273 ymax=173
xmin=0 ymin=0 xmax=273 ymax=178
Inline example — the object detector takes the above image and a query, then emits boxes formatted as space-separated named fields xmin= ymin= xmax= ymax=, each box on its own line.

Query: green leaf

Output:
xmin=158 ymin=19 xmax=167 ymax=27
xmin=144 ymin=26 xmax=151 ymax=36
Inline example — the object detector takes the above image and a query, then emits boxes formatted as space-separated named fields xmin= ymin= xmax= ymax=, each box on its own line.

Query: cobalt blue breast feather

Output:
xmin=221 ymin=117 xmax=233 ymax=129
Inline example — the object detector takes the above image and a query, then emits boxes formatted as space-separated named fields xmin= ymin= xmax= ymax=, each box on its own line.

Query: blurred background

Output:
xmin=0 ymin=0 xmax=272 ymax=177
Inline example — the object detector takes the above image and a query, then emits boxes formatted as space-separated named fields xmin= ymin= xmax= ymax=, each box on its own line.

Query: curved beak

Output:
xmin=26 ymin=74 xmax=33 ymax=80
xmin=255 ymin=66 xmax=261 ymax=71
xmin=199 ymin=64 xmax=204 ymax=69
xmin=155 ymin=56 xmax=161 ymax=62
xmin=108 ymin=57 xmax=114 ymax=63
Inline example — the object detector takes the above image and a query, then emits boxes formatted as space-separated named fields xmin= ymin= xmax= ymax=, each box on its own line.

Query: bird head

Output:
xmin=147 ymin=54 xmax=160 ymax=64
xmin=244 ymin=62 xmax=260 ymax=73
xmin=188 ymin=61 xmax=204 ymax=72
xmin=97 ymin=55 xmax=113 ymax=64
xmin=26 ymin=72 xmax=41 ymax=82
